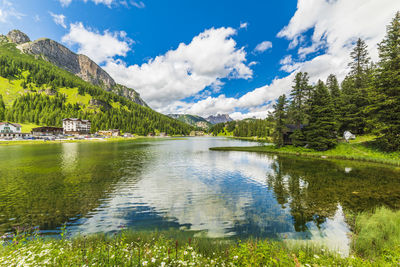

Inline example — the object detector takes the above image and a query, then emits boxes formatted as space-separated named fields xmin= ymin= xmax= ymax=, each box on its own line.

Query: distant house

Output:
xmin=0 ymin=122 xmax=30 ymax=138
xmin=31 ymin=127 xmax=63 ymax=136
xmin=0 ymin=122 xmax=21 ymax=133
xmin=283 ymin=124 xmax=306 ymax=145
xmin=63 ymin=118 xmax=91 ymax=135
xmin=190 ymin=131 xmax=205 ymax=136
xmin=123 ymin=133 xmax=133 ymax=138
xmin=97 ymin=129 xmax=120 ymax=137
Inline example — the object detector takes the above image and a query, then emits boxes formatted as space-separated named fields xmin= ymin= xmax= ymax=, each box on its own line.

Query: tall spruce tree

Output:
xmin=290 ymin=72 xmax=309 ymax=128
xmin=340 ymin=38 xmax=372 ymax=134
xmin=374 ymin=11 xmax=400 ymax=151
xmin=349 ymin=38 xmax=371 ymax=88
xmin=273 ymin=94 xmax=288 ymax=147
xmin=326 ymin=74 xmax=341 ymax=130
xmin=304 ymin=80 xmax=337 ymax=151
xmin=288 ymin=72 xmax=311 ymax=146
xmin=326 ymin=74 xmax=341 ymax=107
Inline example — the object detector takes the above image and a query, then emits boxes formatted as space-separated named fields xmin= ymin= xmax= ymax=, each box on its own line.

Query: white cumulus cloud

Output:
xmin=59 ymin=0 xmax=72 ymax=7
xmin=50 ymin=12 xmax=67 ymax=29
xmin=60 ymin=0 xmax=400 ymax=120
xmin=62 ymin=22 xmax=132 ymax=64
xmin=130 ymin=0 xmax=145 ymax=8
xmin=239 ymin=22 xmax=248 ymax=29
xmin=163 ymin=0 xmax=400 ymax=120
xmin=58 ymin=0 xmax=144 ymax=8
xmin=104 ymin=27 xmax=253 ymax=109
xmin=254 ymin=41 xmax=272 ymax=53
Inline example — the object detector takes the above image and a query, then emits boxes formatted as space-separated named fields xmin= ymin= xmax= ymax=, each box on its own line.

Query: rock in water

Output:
xmin=7 ymin=30 xmax=30 ymax=44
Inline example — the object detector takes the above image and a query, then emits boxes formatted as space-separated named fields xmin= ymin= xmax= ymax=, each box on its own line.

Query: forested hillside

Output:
xmin=0 ymin=42 xmax=192 ymax=135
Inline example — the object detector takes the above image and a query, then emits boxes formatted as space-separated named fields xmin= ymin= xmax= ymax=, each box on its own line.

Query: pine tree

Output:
xmin=304 ymin=80 xmax=337 ymax=151
xmin=374 ymin=11 xmax=400 ymax=151
xmin=289 ymin=72 xmax=311 ymax=127
xmin=326 ymin=74 xmax=341 ymax=109
xmin=273 ymin=94 xmax=288 ymax=147
xmin=287 ymin=72 xmax=311 ymax=146
xmin=349 ymin=38 xmax=371 ymax=89
xmin=340 ymin=38 xmax=372 ymax=134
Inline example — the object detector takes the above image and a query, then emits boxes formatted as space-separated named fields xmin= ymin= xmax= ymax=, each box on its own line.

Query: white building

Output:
xmin=63 ymin=118 xmax=91 ymax=135
xmin=0 ymin=122 xmax=30 ymax=138
xmin=0 ymin=122 xmax=21 ymax=134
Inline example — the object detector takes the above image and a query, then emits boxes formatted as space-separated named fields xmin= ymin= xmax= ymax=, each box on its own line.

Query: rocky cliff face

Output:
xmin=7 ymin=30 xmax=30 ymax=44
xmin=206 ymin=114 xmax=233 ymax=124
xmin=8 ymin=30 xmax=147 ymax=107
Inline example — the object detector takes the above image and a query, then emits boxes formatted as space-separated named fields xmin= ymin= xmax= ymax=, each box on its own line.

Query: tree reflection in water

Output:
xmin=266 ymin=155 xmax=400 ymax=232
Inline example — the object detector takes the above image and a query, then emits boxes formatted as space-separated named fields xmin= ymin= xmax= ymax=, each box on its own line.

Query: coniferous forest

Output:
xmin=212 ymin=12 xmax=400 ymax=152
xmin=0 ymin=43 xmax=192 ymax=135
xmin=272 ymin=12 xmax=400 ymax=151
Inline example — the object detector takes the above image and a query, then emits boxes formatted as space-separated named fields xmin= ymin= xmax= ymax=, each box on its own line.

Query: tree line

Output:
xmin=272 ymin=11 xmax=400 ymax=151
xmin=209 ymin=119 xmax=273 ymax=138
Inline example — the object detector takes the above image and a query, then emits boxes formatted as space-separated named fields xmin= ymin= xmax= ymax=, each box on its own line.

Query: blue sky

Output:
xmin=1 ymin=0 xmax=400 ymax=119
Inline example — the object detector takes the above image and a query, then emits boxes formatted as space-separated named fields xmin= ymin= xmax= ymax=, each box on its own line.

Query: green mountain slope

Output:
xmin=0 ymin=42 xmax=192 ymax=135
xmin=167 ymin=114 xmax=212 ymax=129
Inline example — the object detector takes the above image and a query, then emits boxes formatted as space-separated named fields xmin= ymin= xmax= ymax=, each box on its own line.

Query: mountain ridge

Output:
xmin=167 ymin=114 xmax=212 ymax=129
xmin=206 ymin=114 xmax=233 ymax=124
xmin=4 ymin=30 xmax=147 ymax=107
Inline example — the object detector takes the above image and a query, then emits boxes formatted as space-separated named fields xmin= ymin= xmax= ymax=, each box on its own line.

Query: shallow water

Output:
xmin=0 ymin=137 xmax=399 ymax=253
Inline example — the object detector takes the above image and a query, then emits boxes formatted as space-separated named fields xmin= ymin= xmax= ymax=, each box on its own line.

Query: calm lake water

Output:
xmin=0 ymin=137 xmax=399 ymax=253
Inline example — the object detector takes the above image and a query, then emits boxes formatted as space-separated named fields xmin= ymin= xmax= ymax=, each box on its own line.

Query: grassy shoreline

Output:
xmin=210 ymin=137 xmax=400 ymax=166
xmin=1 ymin=208 xmax=399 ymax=266
xmin=0 ymin=136 xmax=186 ymax=146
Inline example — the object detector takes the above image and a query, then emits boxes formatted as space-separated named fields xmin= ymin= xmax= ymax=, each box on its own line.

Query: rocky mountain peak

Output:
xmin=7 ymin=30 xmax=30 ymax=44
xmin=206 ymin=114 xmax=233 ymax=124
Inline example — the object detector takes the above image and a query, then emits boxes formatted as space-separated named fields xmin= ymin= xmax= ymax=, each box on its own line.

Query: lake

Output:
xmin=0 ymin=137 xmax=399 ymax=253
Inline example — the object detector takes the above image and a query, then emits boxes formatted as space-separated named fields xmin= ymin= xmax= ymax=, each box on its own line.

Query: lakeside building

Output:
xmin=63 ymin=118 xmax=91 ymax=135
xmin=0 ymin=122 xmax=30 ymax=138
xmin=190 ymin=131 xmax=205 ymax=136
xmin=283 ymin=124 xmax=306 ymax=145
xmin=97 ymin=129 xmax=120 ymax=137
xmin=31 ymin=127 xmax=64 ymax=137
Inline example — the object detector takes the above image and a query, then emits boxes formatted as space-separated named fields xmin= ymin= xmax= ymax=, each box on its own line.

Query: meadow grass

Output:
xmin=352 ymin=207 xmax=400 ymax=259
xmin=18 ymin=122 xmax=42 ymax=133
xmin=0 ymin=76 xmax=25 ymax=106
xmin=0 ymin=227 xmax=398 ymax=266
xmin=229 ymin=136 xmax=274 ymax=143
xmin=59 ymin=87 xmax=92 ymax=106
xmin=210 ymin=136 xmax=400 ymax=166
